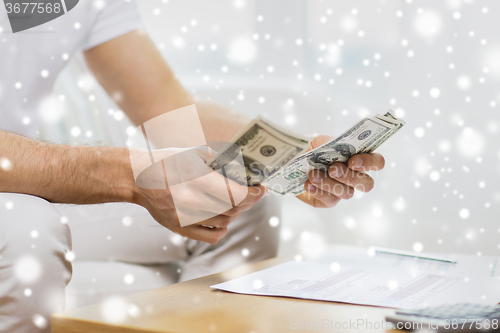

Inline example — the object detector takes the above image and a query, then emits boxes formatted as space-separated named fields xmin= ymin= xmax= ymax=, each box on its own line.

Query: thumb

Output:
xmin=194 ymin=146 xmax=218 ymax=163
xmin=309 ymin=135 xmax=333 ymax=150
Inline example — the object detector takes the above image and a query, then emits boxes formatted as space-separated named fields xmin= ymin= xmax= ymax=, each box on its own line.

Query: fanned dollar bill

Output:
xmin=209 ymin=116 xmax=310 ymax=186
xmin=263 ymin=115 xmax=398 ymax=195
xmin=362 ymin=111 xmax=406 ymax=154
xmin=209 ymin=110 xmax=405 ymax=195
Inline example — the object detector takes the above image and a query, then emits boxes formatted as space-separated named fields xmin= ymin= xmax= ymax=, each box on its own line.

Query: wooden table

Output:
xmin=52 ymin=257 xmax=396 ymax=332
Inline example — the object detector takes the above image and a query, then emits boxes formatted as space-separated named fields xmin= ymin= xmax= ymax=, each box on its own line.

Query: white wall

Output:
xmin=48 ymin=0 xmax=500 ymax=257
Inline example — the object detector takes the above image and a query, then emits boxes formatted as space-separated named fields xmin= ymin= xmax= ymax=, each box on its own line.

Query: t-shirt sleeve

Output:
xmin=81 ymin=0 xmax=143 ymax=51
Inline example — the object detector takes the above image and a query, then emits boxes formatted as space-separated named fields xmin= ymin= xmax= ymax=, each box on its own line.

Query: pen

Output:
xmin=372 ymin=247 xmax=458 ymax=263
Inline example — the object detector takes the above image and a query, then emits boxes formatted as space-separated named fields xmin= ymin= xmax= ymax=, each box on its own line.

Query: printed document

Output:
xmin=212 ymin=249 xmax=500 ymax=309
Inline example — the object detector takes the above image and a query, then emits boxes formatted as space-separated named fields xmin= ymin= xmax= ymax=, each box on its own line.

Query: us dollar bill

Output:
xmin=362 ymin=111 xmax=406 ymax=154
xmin=209 ymin=110 xmax=405 ymax=194
xmin=263 ymin=111 xmax=405 ymax=195
xmin=209 ymin=116 xmax=310 ymax=186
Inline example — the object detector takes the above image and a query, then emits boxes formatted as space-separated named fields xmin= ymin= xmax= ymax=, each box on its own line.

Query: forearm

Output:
xmin=142 ymin=100 xmax=249 ymax=146
xmin=0 ymin=130 xmax=135 ymax=204
xmin=84 ymin=30 xmax=248 ymax=146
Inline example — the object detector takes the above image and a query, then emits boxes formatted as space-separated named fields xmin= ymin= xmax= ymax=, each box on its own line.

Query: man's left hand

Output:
xmin=297 ymin=135 xmax=385 ymax=208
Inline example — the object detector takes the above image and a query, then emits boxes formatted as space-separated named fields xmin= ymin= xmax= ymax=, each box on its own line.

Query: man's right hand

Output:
xmin=130 ymin=147 xmax=267 ymax=244
xmin=0 ymin=130 xmax=265 ymax=245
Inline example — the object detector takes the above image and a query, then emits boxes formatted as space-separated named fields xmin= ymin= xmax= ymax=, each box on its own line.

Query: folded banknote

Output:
xmin=209 ymin=110 xmax=405 ymax=195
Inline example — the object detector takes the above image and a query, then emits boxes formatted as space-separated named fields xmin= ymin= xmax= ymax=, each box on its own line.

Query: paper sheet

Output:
xmin=211 ymin=249 xmax=500 ymax=309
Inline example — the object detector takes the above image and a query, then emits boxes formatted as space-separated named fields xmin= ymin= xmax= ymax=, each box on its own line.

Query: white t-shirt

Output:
xmin=0 ymin=0 xmax=143 ymax=137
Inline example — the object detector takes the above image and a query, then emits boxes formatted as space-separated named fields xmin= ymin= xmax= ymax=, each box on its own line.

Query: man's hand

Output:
xmin=296 ymin=135 xmax=385 ymax=208
xmin=83 ymin=31 xmax=269 ymax=244
xmin=0 ymin=130 xmax=265 ymax=244
xmin=131 ymin=147 xmax=267 ymax=244
xmin=83 ymin=30 xmax=274 ymax=244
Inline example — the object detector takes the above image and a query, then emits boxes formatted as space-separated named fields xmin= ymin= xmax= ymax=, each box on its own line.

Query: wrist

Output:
xmin=96 ymin=146 xmax=138 ymax=204
xmin=117 ymin=147 xmax=141 ymax=204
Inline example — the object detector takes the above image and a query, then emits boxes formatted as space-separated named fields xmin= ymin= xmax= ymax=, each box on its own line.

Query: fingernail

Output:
xmin=330 ymin=167 xmax=341 ymax=178
xmin=353 ymin=157 xmax=363 ymax=168
xmin=307 ymin=183 xmax=316 ymax=192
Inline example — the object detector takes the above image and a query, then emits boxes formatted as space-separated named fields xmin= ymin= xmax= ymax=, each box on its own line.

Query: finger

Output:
xmin=227 ymin=182 xmax=268 ymax=208
xmin=348 ymin=153 xmax=385 ymax=172
xmin=194 ymin=213 xmax=242 ymax=228
xmin=195 ymin=168 xmax=264 ymax=205
xmin=308 ymin=170 xmax=355 ymax=199
xmin=235 ymin=184 xmax=268 ymax=207
xmin=309 ymin=135 xmax=333 ymax=150
xmin=178 ymin=225 xmax=228 ymax=244
xmin=172 ymin=187 xmax=236 ymax=215
xmin=183 ymin=183 xmax=265 ymax=219
xmin=221 ymin=203 xmax=254 ymax=216
xmin=160 ymin=152 xmax=237 ymax=205
xmin=193 ymin=166 xmax=244 ymax=203
xmin=304 ymin=181 xmax=342 ymax=208
xmin=328 ymin=163 xmax=375 ymax=193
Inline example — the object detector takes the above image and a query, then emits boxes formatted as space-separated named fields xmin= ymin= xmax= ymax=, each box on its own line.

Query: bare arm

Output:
xmin=0 ymin=130 xmax=133 ymax=204
xmin=83 ymin=29 xmax=248 ymax=144
xmin=0 ymin=129 xmax=264 ymax=243
xmin=83 ymin=30 xmax=386 ymax=210
xmin=0 ymin=30 xmax=265 ymax=243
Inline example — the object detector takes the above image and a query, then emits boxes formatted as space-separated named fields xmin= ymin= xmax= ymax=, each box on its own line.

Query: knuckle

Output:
xmin=310 ymin=169 xmax=324 ymax=180
xmin=329 ymin=163 xmax=347 ymax=179
xmin=312 ymin=188 xmax=325 ymax=199
xmin=343 ymin=172 xmax=356 ymax=186
xmin=306 ymin=183 xmax=319 ymax=196
xmin=332 ymin=184 xmax=344 ymax=197
xmin=350 ymin=170 xmax=358 ymax=183
xmin=317 ymin=177 xmax=331 ymax=190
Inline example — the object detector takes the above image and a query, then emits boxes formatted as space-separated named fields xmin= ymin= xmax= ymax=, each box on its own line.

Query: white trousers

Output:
xmin=0 ymin=193 xmax=280 ymax=333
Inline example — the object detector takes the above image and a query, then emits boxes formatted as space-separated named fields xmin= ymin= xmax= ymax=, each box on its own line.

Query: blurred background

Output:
xmin=41 ymin=0 xmax=500 ymax=257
